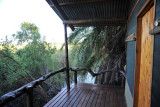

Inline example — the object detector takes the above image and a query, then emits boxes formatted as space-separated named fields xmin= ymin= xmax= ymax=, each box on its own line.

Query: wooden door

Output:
xmin=134 ymin=1 xmax=155 ymax=107
xmin=138 ymin=6 xmax=154 ymax=107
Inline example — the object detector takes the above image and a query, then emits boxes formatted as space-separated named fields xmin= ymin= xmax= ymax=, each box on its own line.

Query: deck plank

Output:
xmin=44 ymin=87 xmax=73 ymax=107
xmin=105 ymin=91 xmax=110 ymax=107
xmin=110 ymin=91 xmax=114 ymax=107
xmin=71 ymin=88 xmax=88 ymax=106
xmin=100 ymin=91 xmax=106 ymax=107
xmin=44 ymin=83 xmax=126 ymax=107
xmin=47 ymin=88 xmax=75 ymax=107
xmin=54 ymin=88 xmax=77 ymax=107
xmin=95 ymin=90 xmax=103 ymax=107
xmin=67 ymin=88 xmax=84 ymax=107
xmin=77 ymin=89 xmax=90 ymax=107
xmin=86 ymin=90 xmax=96 ymax=107
xmin=81 ymin=89 xmax=92 ymax=106
xmin=44 ymin=88 xmax=66 ymax=107
xmin=92 ymin=90 xmax=100 ymax=107
xmin=62 ymin=88 xmax=81 ymax=107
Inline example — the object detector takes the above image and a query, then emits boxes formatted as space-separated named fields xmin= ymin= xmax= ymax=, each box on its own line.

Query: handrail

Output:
xmin=70 ymin=67 xmax=126 ymax=84
xmin=0 ymin=67 xmax=126 ymax=106
xmin=0 ymin=68 xmax=66 ymax=107
xmin=71 ymin=67 xmax=126 ymax=77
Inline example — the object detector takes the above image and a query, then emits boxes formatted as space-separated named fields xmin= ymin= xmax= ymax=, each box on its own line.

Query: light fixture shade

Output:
xmin=155 ymin=18 xmax=160 ymax=26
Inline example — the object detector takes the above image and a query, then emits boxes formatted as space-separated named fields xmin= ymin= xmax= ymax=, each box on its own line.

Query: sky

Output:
xmin=0 ymin=0 xmax=71 ymax=43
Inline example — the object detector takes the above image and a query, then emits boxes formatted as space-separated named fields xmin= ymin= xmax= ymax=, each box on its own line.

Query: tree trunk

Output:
xmin=95 ymin=26 xmax=126 ymax=86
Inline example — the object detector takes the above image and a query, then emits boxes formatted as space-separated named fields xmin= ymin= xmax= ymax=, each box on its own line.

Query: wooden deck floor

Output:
xmin=44 ymin=83 xmax=126 ymax=107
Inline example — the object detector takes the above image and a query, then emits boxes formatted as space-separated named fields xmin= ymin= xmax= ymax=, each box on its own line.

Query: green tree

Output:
xmin=12 ymin=22 xmax=41 ymax=44
xmin=0 ymin=22 xmax=56 ymax=84
xmin=68 ymin=27 xmax=106 ymax=68
xmin=0 ymin=22 xmax=60 ymax=106
xmin=68 ymin=26 xmax=126 ymax=85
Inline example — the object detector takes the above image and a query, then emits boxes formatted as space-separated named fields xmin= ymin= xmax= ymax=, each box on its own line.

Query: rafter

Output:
xmin=59 ymin=0 xmax=109 ymax=6
xmin=73 ymin=23 xmax=126 ymax=27
xmin=63 ymin=18 xmax=127 ymax=25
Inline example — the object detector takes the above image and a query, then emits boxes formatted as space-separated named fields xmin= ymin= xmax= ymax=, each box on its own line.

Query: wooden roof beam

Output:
xmin=63 ymin=18 xmax=127 ymax=25
xmin=59 ymin=0 xmax=111 ymax=6
xmin=73 ymin=24 xmax=126 ymax=27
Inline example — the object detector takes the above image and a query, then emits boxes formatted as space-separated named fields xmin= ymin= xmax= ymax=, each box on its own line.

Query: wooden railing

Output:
xmin=0 ymin=67 xmax=126 ymax=107
xmin=70 ymin=67 xmax=126 ymax=84
xmin=0 ymin=68 xmax=66 ymax=107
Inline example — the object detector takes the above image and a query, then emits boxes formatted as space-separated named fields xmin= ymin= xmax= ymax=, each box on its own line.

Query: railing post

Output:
xmin=121 ymin=76 xmax=125 ymax=87
xmin=64 ymin=24 xmax=70 ymax=90
xmin=74 ymin=71 xmax=77 ymax=84
xmin=26 ymin=86 xmax=33 ymax=107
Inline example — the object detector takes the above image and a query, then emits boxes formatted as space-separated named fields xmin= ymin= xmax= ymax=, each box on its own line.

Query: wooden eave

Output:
xmin=47 ymin=0 xmax=129 ymax=30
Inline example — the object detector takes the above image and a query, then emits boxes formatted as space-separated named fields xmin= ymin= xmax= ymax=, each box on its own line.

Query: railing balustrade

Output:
xmin=0 ymin=67 xmax=126 ymax=107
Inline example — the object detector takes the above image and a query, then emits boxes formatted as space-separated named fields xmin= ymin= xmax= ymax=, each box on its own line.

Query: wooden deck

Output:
xmin=44 ymin=83 xmax=126 ymax=107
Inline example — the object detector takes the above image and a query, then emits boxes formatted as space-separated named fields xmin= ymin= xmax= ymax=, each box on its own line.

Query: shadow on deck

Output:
xmin=44 ymin=83 xmax=126 ymax=107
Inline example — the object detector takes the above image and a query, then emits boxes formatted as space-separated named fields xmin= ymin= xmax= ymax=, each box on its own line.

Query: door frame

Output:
xmin=133 ymin=0 xmax=155 ymax=107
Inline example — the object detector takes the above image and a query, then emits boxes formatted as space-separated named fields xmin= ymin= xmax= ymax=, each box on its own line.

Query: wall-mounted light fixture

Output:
xmin=149 ymin=18 xmax=160 ymax=35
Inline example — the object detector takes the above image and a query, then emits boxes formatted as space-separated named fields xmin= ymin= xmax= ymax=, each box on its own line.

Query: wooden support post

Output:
xmin=100 ymin=74 xmax=105 ymax=84
xmin=74 ymin=71 xmax=77 ymax=84
xmin=64 ymin=24 xmax=70 ymax=90
xmin=121 ymin=77 xmax=125 ymax=88
xmin=26 ymin=87 xmax=33 ymax=107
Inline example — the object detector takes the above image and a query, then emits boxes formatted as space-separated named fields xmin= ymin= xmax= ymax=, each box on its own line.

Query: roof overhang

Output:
xmin=46 ymin=0 xmax=129 ymax=30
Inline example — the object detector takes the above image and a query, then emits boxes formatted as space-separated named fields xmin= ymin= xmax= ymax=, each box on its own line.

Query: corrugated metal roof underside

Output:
xmin=46 ymin=0 xmax=129 ymax=27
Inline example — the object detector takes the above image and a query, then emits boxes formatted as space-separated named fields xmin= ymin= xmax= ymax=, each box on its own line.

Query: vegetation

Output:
xmin=0 ymin=22 xmax=126 ymax=106
xmin=68 ymin=26 xmax=126 ymax=85
xmin=0 ymin=22 xmax=70 ymax=106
